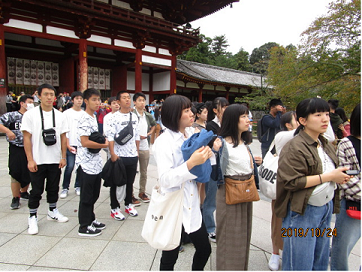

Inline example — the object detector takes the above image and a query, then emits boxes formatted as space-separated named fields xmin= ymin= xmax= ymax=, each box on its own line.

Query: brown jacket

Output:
xmin=275 ymin=130 xmax=340 ymax=218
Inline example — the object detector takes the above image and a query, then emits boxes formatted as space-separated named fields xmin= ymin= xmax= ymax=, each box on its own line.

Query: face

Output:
xmin=238 ymin=113 xmax=250 ymax=133
xmin=179 ymin=107 xmax=195 ymax=130
xmin=290 ymin=115 xmax=299 ymax=130
xmin=85 ymin=95 xmax=101 ymax=112
xmin=40 ymin=88 xmax=56 ymax=107
xmin=214 ymin=105 xmax=228 ymax=121
xmin=299 ymin=112 xmax=330 ymax=135
xmin=197 ymin=108 xmax=208 ymax=122
xmin=118 ymin=93 xmax=131 ymax=109
xmin=72 ymin=96 xmax=83 ymax=107
xmin=21 ymin=98 xmax=34 ymax=111
xmin=134 ymin=96 xmax=146 ymax=110
xmin=110 ymin=100 xmax=120 ymax=112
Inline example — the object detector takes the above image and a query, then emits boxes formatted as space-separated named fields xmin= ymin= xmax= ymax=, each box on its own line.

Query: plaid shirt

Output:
xmin=337 ymin=137 xmax=361 ymax=201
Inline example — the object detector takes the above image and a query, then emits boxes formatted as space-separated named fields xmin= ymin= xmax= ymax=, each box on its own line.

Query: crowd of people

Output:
xmin=0 ymin=85 xmax=360 ymax=271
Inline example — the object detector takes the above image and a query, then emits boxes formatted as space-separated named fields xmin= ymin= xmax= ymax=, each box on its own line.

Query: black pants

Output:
xmin=28 ymin=164 xmax=61 ymax=210
xmin=160 ymin=223 xmax=211 ymax=271
xmin=120 ymin=156 xmax=138 ymax=206
xmin=9 ymin=144 xmax=31 ymax=188
xmin=77 ymin=166 xmax=101 ymax=228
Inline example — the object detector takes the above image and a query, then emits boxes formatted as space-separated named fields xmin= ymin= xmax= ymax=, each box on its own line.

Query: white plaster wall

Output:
xmin=153 ymin=72 xmax=170 ymax=91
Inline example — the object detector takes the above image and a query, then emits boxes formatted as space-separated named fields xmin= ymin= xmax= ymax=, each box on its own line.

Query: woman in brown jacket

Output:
xmin=275 ymin=98 xmax=350 ymax=270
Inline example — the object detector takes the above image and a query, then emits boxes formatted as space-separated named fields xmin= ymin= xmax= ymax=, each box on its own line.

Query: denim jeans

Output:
xmin=282 ymin=201 xmax=333 ymax=271
xmin=202 ymin=178 xmax=217 ymax=234
xmin=330 ymin=198 xmax=361 ymax=271
xmin=62 ymin=148 xmax=80 ymax=190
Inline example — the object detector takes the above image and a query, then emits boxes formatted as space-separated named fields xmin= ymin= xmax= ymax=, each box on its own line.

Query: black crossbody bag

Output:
xmin=40 ymin=106 xmax=57 ymax=146
xmin=114 ymin=113 xmax=133 ymax=145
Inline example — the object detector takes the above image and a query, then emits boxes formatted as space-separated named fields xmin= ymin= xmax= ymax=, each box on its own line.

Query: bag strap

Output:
xmin=39 ymin=105 xmax=55 ymax=130
xmin=245 ymin=144 xmax=254 ymax=170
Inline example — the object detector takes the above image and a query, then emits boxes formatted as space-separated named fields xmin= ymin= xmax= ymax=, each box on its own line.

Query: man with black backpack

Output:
xmin=259 ymin=99 xmax=284 ymax=158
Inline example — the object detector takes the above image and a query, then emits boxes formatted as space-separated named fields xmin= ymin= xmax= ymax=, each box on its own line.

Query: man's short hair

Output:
xmin=83 ymin=88 xmax=100 ymax=100
xmin=116 ymin=90 xmax=128 ymax=100
xmin=37 ymin=83 xmax=56 ymax=96
xmin=108 ymin=96 xmax=117 ymax=104
xmin=19 ymin=94 xmax=34 ymax=104
xmin=269 ymin=99 xmax=283 ymax=109
xmin=328 ymin=99 xmax=339 ymax=110
xmin=71 ymin=91 xmax=83 ymax=100
xmin=133 ymin=92 xmax=146 ymax=102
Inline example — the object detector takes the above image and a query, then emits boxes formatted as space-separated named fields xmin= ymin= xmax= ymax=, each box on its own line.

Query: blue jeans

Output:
xmin=282 ymin=201 xmax=333 ymax=271
xmin=62 ymin=148 xmax=80 ymax=190
xmin=330 ymin=198 xmax=361 ymax=270
xmin=202 ymin=178 xmax=217 ymax=234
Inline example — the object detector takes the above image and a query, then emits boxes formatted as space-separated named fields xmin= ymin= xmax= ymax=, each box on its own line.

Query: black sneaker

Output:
xmin=92 ymin=219 xmax=106 ymax=230
xmin=20 ymin=191 xmax=29 ymax=200
xmin=10 ymin=197 xmax=20 ymax=209
xmin=78 ymin=225 xmax=102 ymax=237
xmin=208 ymin=232 xmax=216 ymax=243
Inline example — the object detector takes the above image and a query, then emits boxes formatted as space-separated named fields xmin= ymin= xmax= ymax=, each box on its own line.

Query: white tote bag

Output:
xmin=259 ymin=141 xmax=278 ymax=200
xmin=141 ymin=183 xmax=184 ymax=251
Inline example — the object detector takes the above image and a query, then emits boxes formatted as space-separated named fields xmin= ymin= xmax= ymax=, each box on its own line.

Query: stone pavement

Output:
xmin=0 ymin=135 xmax=360 ymax=271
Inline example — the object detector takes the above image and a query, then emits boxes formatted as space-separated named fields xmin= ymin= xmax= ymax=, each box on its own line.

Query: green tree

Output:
xmin=178 ymin=34 xmax=212 ymax=64
xmin=234 ymin=47 xmax=252 ymax=72
xmin=211 ymin=35 xmax=229 ymax=56
xmin=250 ymin=42 xmax=279 ymax=74
xmin=267 ymin=0 xmax=361 ymax=113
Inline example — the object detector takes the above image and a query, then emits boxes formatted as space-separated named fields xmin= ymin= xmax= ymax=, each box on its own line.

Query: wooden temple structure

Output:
xmin=0 ymin=0 xmax=241 ymax=114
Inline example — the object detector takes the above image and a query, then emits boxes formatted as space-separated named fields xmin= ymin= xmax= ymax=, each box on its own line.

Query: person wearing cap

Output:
xmin=260 ymin=99 xmax=285 ymax=158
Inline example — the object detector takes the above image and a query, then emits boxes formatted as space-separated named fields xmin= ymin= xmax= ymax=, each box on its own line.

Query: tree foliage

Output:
xmin=267 ymin=0 xmax=361 ymax=113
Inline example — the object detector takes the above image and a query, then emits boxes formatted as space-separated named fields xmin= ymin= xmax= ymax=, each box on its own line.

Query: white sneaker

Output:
xmin=28 ymin=215 xmax=38 ymax=235
xmin=125 ymin=204 xmax=138 ymax=217
xmin=47 ymin=208 xmax=69 ymax=223
xmin=111 ymin=208 xmax=125 ymax=221
xmin=60 ymin=189 xmax=68 ymax=199
xmin=268 ymin=254 xmax=280 ymax=271
xmin=75 ymin=187 xmax=80 ymax=196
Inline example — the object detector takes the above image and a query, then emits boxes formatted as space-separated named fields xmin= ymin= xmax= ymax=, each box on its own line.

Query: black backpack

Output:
xmin=257 ymin=114 xmax=270 ymax=142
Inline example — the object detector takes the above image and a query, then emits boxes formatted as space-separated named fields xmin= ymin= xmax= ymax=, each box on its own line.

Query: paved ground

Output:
xmin=0 ymin=136 xmax=360 ymax=271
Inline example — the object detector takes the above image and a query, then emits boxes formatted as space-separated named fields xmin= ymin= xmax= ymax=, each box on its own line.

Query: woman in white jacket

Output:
xmin=153 ymin=95 xmax=217 ymax=270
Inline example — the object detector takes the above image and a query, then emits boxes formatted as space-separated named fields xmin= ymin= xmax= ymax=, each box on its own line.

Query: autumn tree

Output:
xmin=268 ymin=0 xmax=361 ymax=112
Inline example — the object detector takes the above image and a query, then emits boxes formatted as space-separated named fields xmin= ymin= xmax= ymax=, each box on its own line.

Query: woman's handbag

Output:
xmin=346 ymin=200 xmax=361 ymax=220
xmin=141 ymin=183 xmax=184 ymax=250
xmin=259 ymin=141 xmax=278 ymax=200
xmin=224 ymin=146 xmax=260 ymax=204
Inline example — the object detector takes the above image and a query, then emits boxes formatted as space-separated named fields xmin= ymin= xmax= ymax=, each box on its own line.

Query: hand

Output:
xmin=276 ymin=105 xmax=284 ymax=112
xmin=111 ymin=153 xmax=119 ymax=162
xmin=213 ymin=137 xmax=222 ymax=152
xmin=326 ymin=167 xmax=350 ymax=184
xmin=103 ymin=139 xmax=109 ymax=148
xmin=187 ymin=146 xmax=213 ymax=170
xmin=338 ymin=124 xmax=345 ymax=131
xmin=6 ymin=131 xmax=16 ymax=141
xmin=28 ymin=160 xmax=38 ymax=172
xmin=140 ymin=135 xmax=147 ymax=140
xmin=254 ymin=156 xmax=262 ymax=165
xmin=59 ymin=158 xmax=66 ymax=169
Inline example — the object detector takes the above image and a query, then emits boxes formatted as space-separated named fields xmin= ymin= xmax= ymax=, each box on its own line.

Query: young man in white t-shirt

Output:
xmin=75 ymin=88 xmax=108 ymax=237
xmin=104 ymin=91 xmax=140 ymax=220
xmin=103 ymin=96 xmax=120 ymax=160
xmin=22 ymin=84 xmax=69 ymax=235
xmin=132 ymin=93 xmax=156 ymax=203
xmin=60 ymin=91 xmax=84 ymax=198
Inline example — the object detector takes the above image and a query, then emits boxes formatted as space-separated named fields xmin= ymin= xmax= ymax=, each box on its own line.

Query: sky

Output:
xmin=191 ymin=0 xmax=332 ymax=55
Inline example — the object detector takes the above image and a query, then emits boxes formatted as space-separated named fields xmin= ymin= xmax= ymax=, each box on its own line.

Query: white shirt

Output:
xmin=103 ymin=111 xmax=140 ymax=157
xmin=275 ymin=130 xmax=295 ymax=156
xmin=21 ymin=105 xmax=69 ymax=165
xmin=103 ymin=111 xmax=115 ymax=134
xmin=75 ymin=111 xmax=103 ymax=175
xmin=63 ymin=108 xmax=84 ymax=146
xmin=135 ymin=111 xmax=149 ymax=151
xmin=153 ymin=128 xmax=202 ymax=234
xmin=224 ymin=142 xmax=253 ymax=176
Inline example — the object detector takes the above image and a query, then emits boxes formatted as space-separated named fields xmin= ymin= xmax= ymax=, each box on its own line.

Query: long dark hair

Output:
xmin=294 ymin=98 xmax=330 ymax=136
xmin=219 ymin=104 xmax=252 ymax=147
xmin=350 ymin=103 xmax=361 ymax=137
xmin=207 ymin=97 xmax=229 ymax=122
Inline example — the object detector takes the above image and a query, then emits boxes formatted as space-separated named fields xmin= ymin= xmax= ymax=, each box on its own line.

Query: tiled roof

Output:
xmin=176 ymin=59 xmax=265 ymax=88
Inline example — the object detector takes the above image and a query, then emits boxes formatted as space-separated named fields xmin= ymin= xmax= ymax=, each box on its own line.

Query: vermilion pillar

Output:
xmin=79 ymin=39 xmax=88 ymax=92
xmin=0 ymin=24 xmax=7 ymax=115
xmin=170 ymin=55 xmax=177 ymax=94
xmin=135 ymin=48 xmax=142 ymax=93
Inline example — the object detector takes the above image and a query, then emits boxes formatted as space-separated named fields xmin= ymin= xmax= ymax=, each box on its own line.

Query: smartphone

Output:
xmin=344 ymin=170 xmax=360 ymax=175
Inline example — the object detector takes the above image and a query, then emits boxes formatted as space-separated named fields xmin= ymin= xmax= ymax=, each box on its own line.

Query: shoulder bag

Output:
xmin=224 ymin=145 xmax=260 ymax=204
xmin=114 ymin=113 xmax=133 ymax=145
xmin=259 ymin=141 xmax=278 ymax=200
xmin=141 ymin=183 xmax=184 ymax=250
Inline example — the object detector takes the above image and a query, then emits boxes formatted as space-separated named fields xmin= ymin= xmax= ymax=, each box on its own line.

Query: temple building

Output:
xmin=0 ymin=0 xmax=256 ymax=114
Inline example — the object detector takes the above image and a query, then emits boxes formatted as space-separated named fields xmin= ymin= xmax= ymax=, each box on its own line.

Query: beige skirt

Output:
xmin=216 ymin=183 xmax=253 ymax=270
